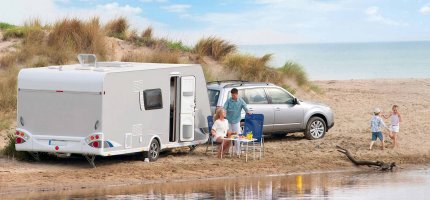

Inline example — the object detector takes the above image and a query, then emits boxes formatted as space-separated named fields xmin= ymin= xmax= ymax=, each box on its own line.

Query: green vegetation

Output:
xmin=194 ymin=37 xmax=237 ymax=60
xmin=278 ymin=61 xmax=309 ymax=86
xmin=0 ymin=68 xmax=19 ymax=112
xmin=166 ymin=40 xmax=192 ymax=52
xmin=0 ymin=22 xmax=16 ymax=30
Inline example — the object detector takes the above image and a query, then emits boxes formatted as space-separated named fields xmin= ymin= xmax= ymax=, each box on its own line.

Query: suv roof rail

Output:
xmin=207 ymin=80 xmax=248 ymax=85
xmin=223 ymin=82 xmax=273 ymax=88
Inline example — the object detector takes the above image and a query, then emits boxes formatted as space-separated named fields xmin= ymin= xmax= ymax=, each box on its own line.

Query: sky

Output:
xmin=0 ymin=0 xmax=429 ymax=45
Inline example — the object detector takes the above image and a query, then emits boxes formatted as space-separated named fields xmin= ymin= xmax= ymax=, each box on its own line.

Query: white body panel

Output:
xmin=15 ymin=62 xmax=211 ymax=156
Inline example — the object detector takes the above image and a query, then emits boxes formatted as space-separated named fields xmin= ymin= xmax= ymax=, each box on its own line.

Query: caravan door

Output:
xmin=179 ymin=76 xmax=196 ymax=141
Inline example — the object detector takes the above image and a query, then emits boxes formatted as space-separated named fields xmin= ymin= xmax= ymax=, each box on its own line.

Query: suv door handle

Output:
xmin=248 ymin=108 xmax=254 ymax=111
xmin=275 ymin=107 xmax=281 ymax=111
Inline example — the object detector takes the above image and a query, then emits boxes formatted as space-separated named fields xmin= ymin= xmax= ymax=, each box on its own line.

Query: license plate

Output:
xmin=50 ymin=140 xmax=67 ymax=146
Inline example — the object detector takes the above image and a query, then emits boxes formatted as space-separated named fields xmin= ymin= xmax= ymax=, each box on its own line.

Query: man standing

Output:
xmin=224 ymin=88 xmax=251 ymax=155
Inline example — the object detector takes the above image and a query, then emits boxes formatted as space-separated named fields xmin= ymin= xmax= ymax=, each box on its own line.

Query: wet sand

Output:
xmin=1 ymin=78 xmax=430 ymax=195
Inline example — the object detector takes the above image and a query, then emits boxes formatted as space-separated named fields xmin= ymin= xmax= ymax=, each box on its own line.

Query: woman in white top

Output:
xmin=211 ymin=108 xmax=232 ymax=158
xmin=383 ymin=105 xmax=402 ymax=148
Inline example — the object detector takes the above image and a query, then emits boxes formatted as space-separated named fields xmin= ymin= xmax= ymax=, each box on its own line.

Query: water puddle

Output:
xmin=8 ymin=168 xmax=430 ymax=199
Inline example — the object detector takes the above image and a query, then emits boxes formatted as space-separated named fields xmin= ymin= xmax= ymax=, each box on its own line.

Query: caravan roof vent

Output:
xmin=77 ymin=54 xmax=97 ymax=68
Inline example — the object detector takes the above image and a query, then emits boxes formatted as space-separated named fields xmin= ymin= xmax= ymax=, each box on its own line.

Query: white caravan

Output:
xmin=15 ymin=55 xmax=211 ymax=166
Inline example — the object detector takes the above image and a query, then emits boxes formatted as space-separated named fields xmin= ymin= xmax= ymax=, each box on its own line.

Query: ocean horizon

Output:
xmin=239 ymin=41 xmax=430 ymax=80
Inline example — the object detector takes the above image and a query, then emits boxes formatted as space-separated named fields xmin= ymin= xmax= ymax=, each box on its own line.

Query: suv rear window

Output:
xmin=207 ymin=89 xmax=220 ymax=106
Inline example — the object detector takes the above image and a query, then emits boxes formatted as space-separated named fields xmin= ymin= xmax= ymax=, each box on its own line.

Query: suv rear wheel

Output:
xmin=304 ymin=117 xmax=326 ymax=140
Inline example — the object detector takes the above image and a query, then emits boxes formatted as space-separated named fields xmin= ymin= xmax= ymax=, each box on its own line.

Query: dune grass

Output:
xmin=1 ymin=132 xmax=32 ymax=160
xmin=105 ymin=17 xmax=129 ymax=40
xmin=0 ymin=22 xmax=16 ymax=30
xmin=121 ymin=50 xmax=180 ymax=64
xmin=193 ymin=37 xmax=237 ymax=60
xmin=222 ymin=53 xmax=283 ymax=84
xmin=0 ymin=67 xmax=19 ymax=112
xmin=278 ymin=61 xmax=309 ymax=86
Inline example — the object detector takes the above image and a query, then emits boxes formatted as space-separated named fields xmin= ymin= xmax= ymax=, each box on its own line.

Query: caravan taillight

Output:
xmin=15 ymin=130 xmax=28 ymax=144
xmin=93 ymin=141 xmax=99 ymax=148
xmin=95 ymin=135 xmax=99 ymax=139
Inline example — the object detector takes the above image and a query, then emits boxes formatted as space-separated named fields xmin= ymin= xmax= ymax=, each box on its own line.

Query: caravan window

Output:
xmin=143 ymin=89 xmax=163 ymax=110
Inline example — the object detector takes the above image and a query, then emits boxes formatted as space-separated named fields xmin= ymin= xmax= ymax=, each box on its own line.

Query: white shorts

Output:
xmin=390 ymin=125 xmax=400 ymax=133
xmin=228 ymin=123 xmax=242 ymax=135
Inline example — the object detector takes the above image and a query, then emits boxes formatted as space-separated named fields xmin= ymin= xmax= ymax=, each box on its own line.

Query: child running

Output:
xmin=383 ymin=105 xmax=402 ymax=148
xmin=370 ymin=108 xmax=390 ymax=150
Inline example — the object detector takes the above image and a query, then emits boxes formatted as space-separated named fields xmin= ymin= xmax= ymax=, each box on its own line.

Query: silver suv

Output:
xmin=207 ymin=81 xmax=334 ymax=139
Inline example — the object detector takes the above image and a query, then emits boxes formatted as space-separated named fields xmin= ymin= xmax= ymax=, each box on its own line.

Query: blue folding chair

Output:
xmin=205 ymin=115 xmax=217 ymax=155
xmin=241 ymin=114 xmax=264 ymax=160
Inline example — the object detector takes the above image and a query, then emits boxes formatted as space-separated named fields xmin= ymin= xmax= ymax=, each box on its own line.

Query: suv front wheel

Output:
xmin=304 ymin=117 xmax=326 ymax=140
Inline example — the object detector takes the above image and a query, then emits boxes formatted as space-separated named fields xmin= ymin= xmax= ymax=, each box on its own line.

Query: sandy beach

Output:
xmin=1 ymin=78 xmax=430 ymax=195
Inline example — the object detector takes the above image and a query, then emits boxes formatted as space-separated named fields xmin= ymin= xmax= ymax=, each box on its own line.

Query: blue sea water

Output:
xmin=239 ymin=41 xmax=430 ymax=80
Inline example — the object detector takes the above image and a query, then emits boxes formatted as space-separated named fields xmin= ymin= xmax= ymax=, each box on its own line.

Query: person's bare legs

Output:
xmin=393 ymin=133 xmax=398 ymax=148
xmin=216 ymin=137 xmax=223 ymax=158
xmin=381 ymin=140 xmax=385 ymax=150
xmin=369 ymin=141 xmax=375 ymax=150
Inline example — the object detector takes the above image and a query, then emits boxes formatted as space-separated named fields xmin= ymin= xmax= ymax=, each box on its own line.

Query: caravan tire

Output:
xmin=145 ymin=139 xmax=160 ymax=162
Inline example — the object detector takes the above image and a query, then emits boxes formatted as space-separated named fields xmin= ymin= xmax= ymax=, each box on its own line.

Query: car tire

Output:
xmin=304 ymin=117 xmax=326 ymax=140
xmin=144 ymin=139 xmax=160 ymax=162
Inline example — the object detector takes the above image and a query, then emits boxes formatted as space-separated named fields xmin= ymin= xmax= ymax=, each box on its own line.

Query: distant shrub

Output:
xmin=105 ymin=17 xmax=129 ymax=40
xmin=223 ymin=53 xmax=283 ymax=84
xmin=0 ymin=22 xmax=16 ymax=30
xmin=121 ymin=50 xmax=180 ymax=64
xmin=193 ymin=37 xmax=237 ymax=60
xmin=166 ymin=40 xmax=191 ymax=52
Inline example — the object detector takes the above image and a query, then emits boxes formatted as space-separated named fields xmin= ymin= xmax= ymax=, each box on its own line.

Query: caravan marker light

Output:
xmin=95 ymin=135 xmax=99 ymax=139
xmin=15 ymin=131 xmax=20 ymax=135
xmin=55 ymin=146 xmax=59 ymax=151
xmin=90 ymin=136 xmax=95 ymax=140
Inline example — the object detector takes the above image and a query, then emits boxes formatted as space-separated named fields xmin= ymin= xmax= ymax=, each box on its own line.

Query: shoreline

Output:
xmin=1 ymin=78 xmax=430 ymax=197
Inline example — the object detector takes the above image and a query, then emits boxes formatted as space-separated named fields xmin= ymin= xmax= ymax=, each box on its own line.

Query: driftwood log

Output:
xmin=336 ymin=145 xmax=396 ymax=171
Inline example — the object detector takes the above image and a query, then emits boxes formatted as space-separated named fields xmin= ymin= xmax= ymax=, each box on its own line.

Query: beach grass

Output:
xmin=0 ymin=22 xmax=16 ymax=30
xmin=104 ymin=17 xmax=129 ymax=40
xmin=278 ymin=61 xmax=309 ymax=86
xmin=1 ymin=132 xmax=31 ymax=160
xmin=223 ymin=53 xmax=283 ymax=84
xmin=193 ymin=37 xmax=237 ymax=60
xmin=121 ymin=50 xmax=180 ymax=64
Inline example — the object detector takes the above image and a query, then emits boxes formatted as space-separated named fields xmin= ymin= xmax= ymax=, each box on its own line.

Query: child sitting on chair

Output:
xmin=211 ymin=108 xmax=233 ymax=158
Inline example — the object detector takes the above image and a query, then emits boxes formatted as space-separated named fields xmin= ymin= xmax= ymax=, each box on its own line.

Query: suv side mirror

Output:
xmin=293 ymin=98 xmax=299 ymax=105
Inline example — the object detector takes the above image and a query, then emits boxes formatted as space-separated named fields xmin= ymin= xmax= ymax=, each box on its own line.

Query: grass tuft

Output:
xmin=46 ymin=17 xmax=107 ymax=64
xmin=0 ymin=67 xmax=19 ymax=112
xmin=1 ymin=132 xmax=31 ymax=160
xmin=278 ymin=61 xmax=309 ymax=86
xmin=105 ymin=17 xmax=129 ymax=40
xmin=223 ymin=53 xmax=283 ymax=84
xmin=193 ymin=37 xmax=236 ymax=60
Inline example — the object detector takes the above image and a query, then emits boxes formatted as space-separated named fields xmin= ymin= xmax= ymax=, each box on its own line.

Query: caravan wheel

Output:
xmin=145 ymin=139 xmax=160 ymax=162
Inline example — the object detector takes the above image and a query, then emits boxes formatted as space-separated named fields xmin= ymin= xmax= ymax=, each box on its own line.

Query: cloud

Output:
xmin=419 ymin=5 xmax=430 ymax=15
xmin=365 ymin=6 xmax=407 ymax=26
xmin=140 ymin=0 xmax=167 ymax=3
xmin=96 ymin=2 xmax=142 ymax=15
xmin=162 ymin=4 xmax=191 ymax=13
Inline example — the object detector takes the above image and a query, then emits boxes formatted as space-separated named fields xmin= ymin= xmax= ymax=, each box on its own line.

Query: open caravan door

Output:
xmin=179 ymin=76 xmax=196 ymax=141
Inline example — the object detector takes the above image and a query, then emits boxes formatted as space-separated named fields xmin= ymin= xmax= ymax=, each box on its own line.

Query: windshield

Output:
xmin=207 ymin=89 xmax=220 ymax=107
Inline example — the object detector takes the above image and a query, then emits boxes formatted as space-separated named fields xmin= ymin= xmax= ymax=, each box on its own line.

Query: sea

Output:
xmin=239 ymin=41 xmax=430 ymax=80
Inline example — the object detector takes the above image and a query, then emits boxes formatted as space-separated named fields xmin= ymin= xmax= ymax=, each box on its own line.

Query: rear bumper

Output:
xmin=15 ymin=129 xmax=103 ymax=155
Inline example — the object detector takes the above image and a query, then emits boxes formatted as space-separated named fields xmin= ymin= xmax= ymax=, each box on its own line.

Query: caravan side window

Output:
xmin=143 ymin=89 xmax=163 ymax=110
